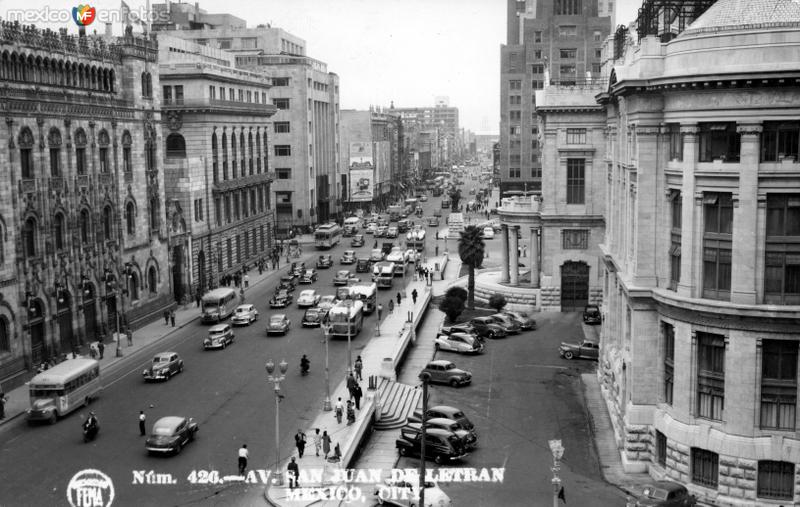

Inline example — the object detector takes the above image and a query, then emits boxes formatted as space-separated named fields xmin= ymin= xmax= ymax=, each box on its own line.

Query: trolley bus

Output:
xmin=201 ymin=287 xmax=238 ymax=323
xmin=314 ymin=223 xmax=343 ymax=249
xmin=27 ymin=358 xmax=102 ymax=424
xmin=325 ymin=300 xmax=364 ymax=338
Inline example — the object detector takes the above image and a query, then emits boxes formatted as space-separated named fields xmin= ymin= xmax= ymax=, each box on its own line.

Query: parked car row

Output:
xmin=397 ymin=405 xmax=477 ymax=465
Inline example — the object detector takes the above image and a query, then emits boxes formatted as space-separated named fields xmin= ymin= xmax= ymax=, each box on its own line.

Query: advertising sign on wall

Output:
xmin=349 ymin=142 xmax=374 ymax=202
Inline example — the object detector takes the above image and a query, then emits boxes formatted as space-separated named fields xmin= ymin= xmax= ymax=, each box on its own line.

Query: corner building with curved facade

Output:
xmin=597 ymin=0 xmax=800 ymax=504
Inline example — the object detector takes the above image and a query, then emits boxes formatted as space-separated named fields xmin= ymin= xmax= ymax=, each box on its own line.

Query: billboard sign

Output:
xmin=349 ymin=142 xmax=374 ymax=202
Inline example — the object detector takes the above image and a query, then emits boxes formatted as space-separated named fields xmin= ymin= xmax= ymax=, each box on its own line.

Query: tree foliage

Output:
xmin=449 ymin=188 xmax=462 ymax=211
xmin=445 ymin=286 xmax=468 ymax=303
xmin=458 ymin=225 xmax=485 ymax=310
xmin=439 ymin=292 xmax=466 ymax=324
xmin=488 ymin=294 xmax=507 ymax=313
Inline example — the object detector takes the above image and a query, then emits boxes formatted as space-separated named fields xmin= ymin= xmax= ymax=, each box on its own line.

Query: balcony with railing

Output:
xmin=499 ymin=195 xmax=542 ymax=215
xmin=212 ymin=172 xmax=274 ymax=193
xmin=161 ymin=97 xmax=277 ymax=116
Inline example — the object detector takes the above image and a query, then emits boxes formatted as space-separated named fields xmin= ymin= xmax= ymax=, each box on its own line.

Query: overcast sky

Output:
xmin=1 ymin=0 xmax=640 ymax=134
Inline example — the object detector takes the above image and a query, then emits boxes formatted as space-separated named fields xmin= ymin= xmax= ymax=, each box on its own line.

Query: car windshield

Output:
xmin=642 ymin=487 xmax=668 ymax=500
xmin=275 ymin=291 xmax=288 ymax=297
xmin=337 ymin=271 xmax=348 ymax=277
xmin=306 ymin=308 xmax=320 ymax=316
xmin=210 ymin=329 xmax=226 ymax=336
xmin=304 ymin=270 xmax=313 ymax=276
xmin=270 ymin=316 xmax=284 ymax=323
xmin=155 ymin=356 xmax=169 ymax=364
xmin=152 ymin=424 xmax=177 ymax=436
xmin=236 ymin=307 xmax=248 ymax=313
xmin=300 ymin=291 xmax=314 ymax=297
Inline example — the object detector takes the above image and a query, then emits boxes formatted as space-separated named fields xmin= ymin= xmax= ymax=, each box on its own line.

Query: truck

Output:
xmin=373 ymin=261 xmax=395 ymax=289
xmin=406 ymin=227 xmax=426 ymax=251
xmin=386 ymin=247 xmax=408 ymax=277
xmin=388 ymin=205 xmax=403 ymax=221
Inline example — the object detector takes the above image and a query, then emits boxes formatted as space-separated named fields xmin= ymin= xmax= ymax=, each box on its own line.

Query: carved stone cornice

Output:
xmin=680 ymin=125 xmax=700 ymax=140
xmin=736 ymin=124 xmax=763 ymax=138
xmin=634 ymin=124 xmax=661 ymax=137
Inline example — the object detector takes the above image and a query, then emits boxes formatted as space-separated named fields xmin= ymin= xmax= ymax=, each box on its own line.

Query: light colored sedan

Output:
xmin=366 ymin=223 xmax=377 ymax=234
xmin=231 ymin=304 xmax=258 ymax=326
xmin=434 ymin=333 xmax=484 ymax=354
xmin=318 ymin=295 xmax=338 ymax=311
xmin=340 ymin=250 xmax=357 ymax=264
xmin=297 ymin=289 xmax=321 ymax=308
xmin=266 ymin=314 xmax=291 ymax=335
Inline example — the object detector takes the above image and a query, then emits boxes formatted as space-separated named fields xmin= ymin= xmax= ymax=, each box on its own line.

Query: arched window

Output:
xmin=75 ymin=128 xmax=87 ymax=175
xmin=165 ymin=133 xmax=186 ymax=158
xmin=146 ymin=73 xmax=152 ymax=97
xmin=122 ymin=131 xmax=132 ymax=173
xmin=145 ymin=138 xmax=156 ymax=172
xmin=80 ymin=209 xmax=90 ymax=243
xmin=248 ymin=131 xmax=254 ymax=175
xmin=125 ymin=201 xmax=135 ymax=235
xmin=149 ymin=197 xmax=159 ymax=230
xmin=98 ymin=130 xmax=110 ymax=173
xmin=48 ymin=128 xmax=62 ymax=177
xmin=230 ymin=132 xmax=237 ymax=178
xmin=23 ymin=217 xmax=36 ymax=258
xmin=148 ymin=266 xmax=157 ymax=294
xmin=0 ymin=316 xmax=9 ymax=352
xmin=141 ymin=72 xmax=147 ymax=97
xmin=109 ymin=69 xmax=115 ymax=92
xmin=102 ymin=205 xmax=113 ymax=240
xmin=211 ymin=132 xmax=219 ymax=183
xmin=129 ymin=271 xmax=140 ymax=300
xmin=221 ymin=132 xmax=228 ymax=180
xmin=18 ymin=127 xmax=34 ymax=179
xmin=54 ymin=212 xmax=65 ymax=250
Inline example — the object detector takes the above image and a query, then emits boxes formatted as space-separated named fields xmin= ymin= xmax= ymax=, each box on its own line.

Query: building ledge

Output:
xmin=652 ymin=287 xmax=800 ymax=320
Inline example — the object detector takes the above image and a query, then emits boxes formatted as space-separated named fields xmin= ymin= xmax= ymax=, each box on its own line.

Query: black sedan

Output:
xmin=333 ymin=270 xmax=358 ymax=286
xmin=145 ymin=416 xmax=198 ymax=455
xmin=302 ymin=307 xmax=328 ymax=327
xmin=351 ymin=234 xmax=365 ymax=247
xmin=277 ymin=275 xmax=296 ymax=293
xmin=270 ymin=290 xmax=293 ymax=308
xmin=299 ymin=269 xmax=319 ymax=284
xmin=316 ymin=255 xmax=333 ymax=269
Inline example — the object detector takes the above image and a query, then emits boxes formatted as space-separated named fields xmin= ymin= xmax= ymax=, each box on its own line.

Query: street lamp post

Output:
xmin=344 ymin=299 xmax=353 ymax=376
xmin=265 ymin=359 xmax=288 ymax=486
xmin=321 ymin=322 xmax=332 ymax=411
xmin=418 ymin=372 xmax=431 ymax=507
xmin=103 ymin=269 xmax=123 ymax=357
xmin=548 ymin=439 xmax=564 ymax=507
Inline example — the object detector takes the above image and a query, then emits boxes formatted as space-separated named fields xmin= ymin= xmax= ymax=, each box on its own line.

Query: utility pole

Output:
xmin=418 ymin=372 xmax=430 ymax=507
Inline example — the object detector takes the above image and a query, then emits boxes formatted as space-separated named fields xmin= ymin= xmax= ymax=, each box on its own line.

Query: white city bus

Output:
xmin=201 ymin=287 xmax=238 ymax=323
xmin=314 ymin=223 xmax=343 ymax=249
xmin=326 ymin=300 xmax=364 ymax=338
xmin=346 ymin=283 xmax=377 ymax=314
xmin=27 ymin=358 xmax=102 ymax=424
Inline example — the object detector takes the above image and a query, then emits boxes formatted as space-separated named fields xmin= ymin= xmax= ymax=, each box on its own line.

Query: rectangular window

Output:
xmin=238 ymin=89 xmax=244 ymax=102
xmin=218 ymin=39 xmax=232 ymax=49
xmin=656 ymin=431 xmax=667 ymax=467
xmin=699 ymin=123 xmax=740 ymax=162
xmin=99 ymin=147 xmax=109 ymax=173
xmin=670 ymin=191 xmax=682 ymax=289
xmin=757 ymin=461 xmax=795 ymax=500
xmin=509 ymin=168 xmax=521 ymax=178
xmin=531 ymin=64 xmax=544 ymax=74
xmin=559 ymin=48 xmax=577 ymax=59
xmin=215 ymin=197 xmax=221 ymax=226
xmin=510 ymin=126 xmax=521 ymax=135
xmin=532 ymin=80 xmax=543 ymax=89
xmin=262 ymin=92 xmax=267 ymax=104
xmin=509 ymin=80 xmax=522 ymax=90
xmin=561 ymin=229 xmax=589 ymax=249
xmin=162 ymin=85 xmax=172 ymax=104
xmin=272 ymin=77 xmax=290 ymax=86
xmin=209 ymin=85 xmax=216 ymax=100
xmin=558 ymin=25 xmax=577 ymax=37
xmin=247 ymin=90 xmax=252 ymax=103
xmin=226 ymin=238 xmax=232 ymax=268
xmin=534 ymin=31 xmax=542 ymax=43
xmin=194 ymin=199 xmax=203 ymax=222
xmin=20 ymin=148 xmax=33 ymax=179
xmin=594 ymin=31 xmax=602 ymax=42
xmin=697 ymin=332 xmax=725 ymax=421
xmin=703 ymin=193 xmax=733 ymax=299
xmin=229 ymin=88 xmax=235 ymax=101
xmin=274 ymin=121 xmax=290 ymax=133
xmin=555 ymin=0 xmax=582 ymax=15
xmin=50 ymin=148 xmax=60 ymax=177
xmin=667 ymin=124 xmax=683 ymax=161
xmin=559 ymin=64 xmax=576 ymax=76
xmin=594 ymin=49 xmax=602 ymax=58
xmin=236 ymin=235 xmax=241 ymax=263
xmin=760 ymin=340 xmax=797 ymax=430
xmin=174 ymin=85 xmax=183 ymax=104
xmin=531 ymin=166 xmax=541 ymax=178
xmin=509 ymin=111 xmax=521 ymax=121
xmin=274 ymin=145 xmax=291 ymax=156
xmin=765 ymin=194 xmax=800 ymax=304
xmin=233 ymin=193 xmax=240 ymax=221
xmin=566 ymin=158 xmax=585 ymax=204
xmin=509 ymin=95 xmax=522 ymax=105
xmin=123 ymin=146 xmax=131 ymax=173
xmin=224 ymin=195 xmax=231 ymax=223
xmin=762 ymin=122 xmax=800 ymax=162
xmin=664 ymin=323 xmax=675 ymax=405
xmin=534 ymin=50 xmax=542 ymax=59
xmin=75 ymin=148 xmax=86 ymax=176
xmin=591 ymin=63 xmax=602 ymax=74
xmin=566 ymin=128 xmax=586 ymax=144
xmin=691 ymin=448 xmax=719 ymax=488
xmin=242 ymin=192 xmax=248 ymax=218
xmin=240 ymin=37 xmax=257 ymax=49
xmin=273 ymin=98 xmax=290 ymax=110
xmin=276 ymin=168 xmax=291 ymax=179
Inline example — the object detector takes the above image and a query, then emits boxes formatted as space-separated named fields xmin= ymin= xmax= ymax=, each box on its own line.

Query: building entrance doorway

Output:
xmin=561 ymin=261 xmax=589 ymax=311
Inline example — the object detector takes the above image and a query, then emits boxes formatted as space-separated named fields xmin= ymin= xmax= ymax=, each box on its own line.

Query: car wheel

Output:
xmin=450 ymin=379 xmax=459 ymax=387
xmin=222 ymin=341 xmax=227 ymax=349
xmin=179 ymin=363 xmax=184 ymax=373
xmin=49 ymin=412 xmax=57 ymax=425
xmin=564 ymin=351 xmax=574 ymax=360
xmin=398 ymin=447 xmax=408 ymax=457
xmin=174 ymin=442 xmax=182 ymax=455
xmin=434 ymin=454 xmax=444 ymax=465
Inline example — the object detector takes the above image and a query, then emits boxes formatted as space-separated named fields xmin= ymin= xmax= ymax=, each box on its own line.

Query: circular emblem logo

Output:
xmin=66 ymin=469 xmax=115 ymax=507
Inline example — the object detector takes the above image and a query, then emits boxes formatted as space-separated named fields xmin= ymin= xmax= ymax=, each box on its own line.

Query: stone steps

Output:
xmin=374 ymin=378 xmax=423 ymax=430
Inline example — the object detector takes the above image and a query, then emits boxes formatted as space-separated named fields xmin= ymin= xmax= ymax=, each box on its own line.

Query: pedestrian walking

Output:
xmin=377 ymin=304 xmax=383 ymax=321
xmin=139 ymin=410 xmax=146 ymax=436
xmin=332 ymin=442 xmax=342 ymax=462
xmin=346 ymin=373 xmax=357 ymax=399
xmin=411 ymin=289 xmax=418 ymax=304
xmin=89 ymin=342 xmax=98 ymax=359
xmin=163 ymin=309 xmax=170 ymax=325
xmin=98 ymin=341 xmax=105 ymax=360
xmin=238 ymin=444 xmax=249 ymax=475
xmin=353 ymin=384 xmax=363 ymax=410
xmin=396 ymin=292 xmax=402 ymax=306
xmin=294 ymin=429 xmax=306 ymax=458
xmin=388 ymin=299 xmax=394 ymax=314
xmin=287 ymin=457 xmax=299 ymax=489
xmin=322 ymin=430 xmax=331 ymax=459
xmin=354 ymin=356 xmax=363 ymax=381
xmin=0 ymin=390 xmax=7 ymax=419
xmin=335 ymin=397 xmax=343 ymax=424
xmin=170 ymin=310 xmax=176 ymax=327
xmin=126 ymin=327 xmax=133 ymax=346
xmin=313 ymin=428 xmax=322 ymax=456
xmin=244 ymin=274 xmax=250 ymax=289
xmin=346 ymin=401 xmax=356 ymax=425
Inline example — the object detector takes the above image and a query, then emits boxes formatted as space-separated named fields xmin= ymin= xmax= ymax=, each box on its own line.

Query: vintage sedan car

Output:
xmin=559 ymin=339 xmax=599 ymax=360
xmin=142 ymin=352 xmax=184 ymax=381
xmin=583 ymin=304 xmax=602 ymax=325
xmin=408 ymin=405 xmax=476 ymax=432
xmin=375 ymin=225 xmax=389 ymax=238
xmin=439 ymin=324 xmax=483 ymax=343
xmin=316 ymin=254 xmax=333 ymax=269
xmin=333 ymin=270 xmax=356 ymax=286
xmin=434 ymin=333 xmax=484 ymax=354
xmin=373 ymin=478 xmax=451 ymax=507
xmin=317 ymin=295 xmax=339 ymax=311
xmin=276 ymin=276 xmax=296 ymax=293
xmin=633 ymin=481 xmax=696 ymax=506
xmin=297 ymin=289 xmax=321 ymax=308
xmin=365 ymin=223 xmax=378 ymax=235
xmin=396 ymin=427 xmax=468 ymax=465
xmin=500 ymin=310 xmax=537 ymax=330
xmin=231 ymin=304 xmax=258 ymax=326
xmin=482 ymin=227 xmax=495 ymax=239
xmin=289 ymin=262 xmax=305 ymax=277
xmin=467 ymin=317 xmax=508 ymax=339
xmin=145 ymin=416 xmax=198 ymax=455
xmin=299 ymin=269 xmax=318 ymax=284
xmin=488 ymin=314 xmax=522 ymax=334
xmin=204 ymin=324 xmax=234 ymax=350
xmin=386 ymin=226 xmax=399 ymax=238
xmin=420 ymin=360 xmax=472 ymax=387
xmin=351 ymin=234 xmax=365 ymax=247
xmin=369 ymin=248 xmax=385 ymax=262
xmin=269 ymin=290 xmax=293 ymax=308
xmin=266 ymin=314 xmax=291 ymax=335
xmin=426 ymin=216 xmax=440 ymax=227
xmin=419 ymin=195 xmax=428 ymax=202
xmin=420 ymin=417 xmax=477 ymax=450
xmin=340 ymin=250 xmax=357 ymax=264
xmin=302 ymin=307 xmax=328 ymax=327
xmin=356 ymin=258 xmax=371 ymax=273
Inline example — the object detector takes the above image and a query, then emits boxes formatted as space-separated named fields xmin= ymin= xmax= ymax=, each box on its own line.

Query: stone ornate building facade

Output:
xmin=597 ymin=0 xmax=800 ymax=504
xmin=0 ymin=23 xmax=171 ymax=385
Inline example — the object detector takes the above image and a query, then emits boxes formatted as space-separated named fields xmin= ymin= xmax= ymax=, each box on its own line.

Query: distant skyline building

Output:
xmin=389 ymin=103 xmax=462 ymax=165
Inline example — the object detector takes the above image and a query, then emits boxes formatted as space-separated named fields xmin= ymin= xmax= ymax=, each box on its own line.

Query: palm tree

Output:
xmin=458 ymin=225 xmax=485 ymax=310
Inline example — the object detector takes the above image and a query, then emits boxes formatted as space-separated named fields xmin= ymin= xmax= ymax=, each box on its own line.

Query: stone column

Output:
xmin=509 ymin=226 xmax=519 ymax=286
xmin=731 ymin=124 xmax=762 ymax=305
xmin=677 ymin=125 xmax=700 ymax=298
xmin=500 ymin=224 xmax=510 ymax=283
xmin=529 ymin=227 xmax=540 ymax=288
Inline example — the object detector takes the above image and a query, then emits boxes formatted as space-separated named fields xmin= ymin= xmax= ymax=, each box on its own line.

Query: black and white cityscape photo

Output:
xmin=0 ymin=0 xmax=798 ymax=505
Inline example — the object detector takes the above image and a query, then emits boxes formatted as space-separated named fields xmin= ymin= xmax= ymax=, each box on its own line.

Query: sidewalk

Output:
xmin=0 ymin=244 xmax=318 ymax=428
xmin=265 ymin=254 xmax=461 ymax=507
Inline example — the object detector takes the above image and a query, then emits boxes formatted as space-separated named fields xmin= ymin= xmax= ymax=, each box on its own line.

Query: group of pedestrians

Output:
xmin=415 ymin=264 xmax=434 ymax=282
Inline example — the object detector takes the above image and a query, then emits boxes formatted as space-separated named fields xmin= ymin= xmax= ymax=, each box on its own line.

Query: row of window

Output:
xmin=0 ymin=51 xmax=116 ymax=92
xmin=668 ymin=192 xmax=799 ymax=304
xmin=507 ymin=167 xmax=543 ymax=179
xmin=654 ymin=433 xmax=795 ymax=501
xmin=207 ymin=85 xmax=268 ymax=105
xmin=215 ymin=227 xmax=268 ymax=273
xmin=210 ymin=130 xmax=269 ymax=183
xmin=213 ymin=185 xmax=270 ymax=227
xmin=531 ymin=29 xmax=604 ymax=43
xmin=663 ymin=122 xmax=800 ymax=163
